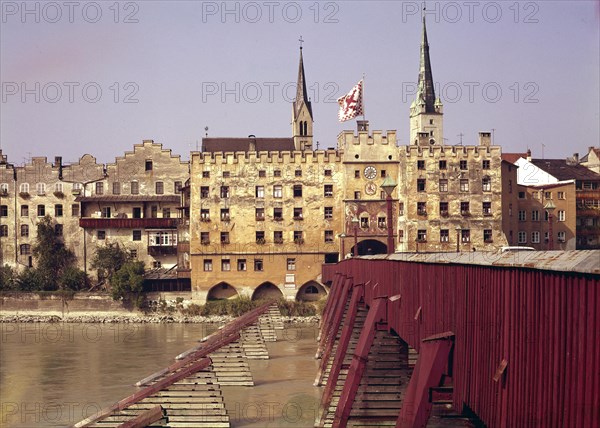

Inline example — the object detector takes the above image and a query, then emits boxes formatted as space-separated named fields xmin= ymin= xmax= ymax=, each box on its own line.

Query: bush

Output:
xmin=59 ymin=267 xmax=88 ymax=291
xmin=0 ymin=265 xmax=16 ymax=291
xmin=276 ymin=299 xmax=317 ymax=316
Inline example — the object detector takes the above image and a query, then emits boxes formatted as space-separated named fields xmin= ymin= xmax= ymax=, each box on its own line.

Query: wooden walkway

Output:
xmin=73 ymin=302 xmax=283 ymax=428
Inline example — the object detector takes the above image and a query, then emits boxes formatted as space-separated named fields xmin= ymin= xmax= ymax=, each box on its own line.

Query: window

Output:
xmin=237 ymin=259 xmax=247 ymax=271
xmin=417 ymin=229 xmax=427 ymax=242
xmin=440 ymin=201 xmax=449 ymax=216
xmin=145 ymin=160 xmax=153 ymax=171
xmin=381 ymin=170 xmax=387 ymax=178
xmin=557 ymin=231 xmax=566 ymax=243
xmin=130 ymin=249 xmax=137 ymax=259
xmin=545 ymin=211 xmax=549 ymax=221
xmin=274 ymin=169 xmax=281 ymax=177
xmin=274 ymin=207 xmax=283 ymax=221
xmin=544 ymin=232 xmax=549 ymax=242
xmin=287 ymin=258 xmax=296 ymax=270
xmin=221 ymin=259 xmax=231 ymax=271
xmin=354 ymin=191 xmax=361 ymax=199
xmin=274 ymin=231 xmax=283 ymax=244
xmin=483 ymin=202 xmax=492 ymax=216
xmin=221 ymin=232 xmax=230 ymax=244
xmin=221 ymin=208 xmax=230 ymax=221
xmin=544 ymin=191 xmax=552 ymax=199
xmin=21 ymin=205 xmax=28 ymax=217
xmin=417 ymin=179 xmax=426 ymax=192
xmin=508 ymin=180 xmax=512 ymax=193
xmin=54 ymin=224 xmax=63 ymax=236
xmin=155 ymin=182 xmax=164 ymax=194
xmin=482 ymin=159 xmax=490 ymax=170
xmin=201 ymin=232 xmax=210 ymax=244
xmin=531 ymin=231 xmax=540 ymax=243
xmin=101 ymin=207 xmax=111 ymax=218
xmin=439 ymin=179 xmax=448 ymax=192
xmin=360 ymin=216 xmax=369 ymax=228
xmin=324 ymin=185 xmax=333 ymax=197
xmin=131 ymin=181 xmax=139 ymax=195
xmin=255 ymin=186 xmax=264 ymax=198
xmin=54 ymin=183 xmax=63 ymax=194
xmin=531 ymin=210 xmax=540 ymax=221
xmin=558 ymin=210 xmax=565 ymax=221
xmin=133 ymin=230 xmax=142 ymax=241
xmin=95 ymin=182 xmax=104 ymax=195
xmin=293 ymin=207 xmax=303 ymax=220
xmin=532 ymin=191 xmax=539 ymax=200
xmin=20 ymin=224 xmax=29 ymax=237
xmin=201 ymin=186 xmax=209 ymax=198
xmin=295 ymin=169 xmax=302 ymax=177
xmin=417 ymin=202 xmax=427 ymax=215
xmin=439 ymin=160 xmax=447 ymax=170
xmin=20 ymin=244 xmax=31 ymax=255
xmin=255 ymin=208 xmax=265 ymax=221
xmin=518 ymin=210 xmax=526 ymax=221
xmin=97 ymin=230 xmax=106 ymax=240
xmin=377 ymin=216 xmax=386 ymax=229
xmin=0 ymin=183 xmax=7 ymax=194
xmin=293 ymin=184 xmax=303 ymax=197
xmin=325 ymin=230 xmax=334 ymax=243
xmin=113 ymin=182 xmax=121 ymax=195
xmin=37 ymin=205 xmax=45 ymax=216
xmin=482 ymin=177 xmax=491 ymax=192
xmin=399 ymin=230 xmax=404 ymax=242
xmin=417 ymin=160 xmax=425 ymax=170
xmin=461 ymin=229 xmax=470 ymax=243
xmin=399 ymin=202 xmax=404 ymax=216
xmin=440 ymin=229 xmax=449 ymax=242
xmin=0 ymin=205 xmax=7 ymax=216
xmin=460 ymin=202 xmax=470 ymax=215
xmin=460 ymin=179 xmax=469 ymax=192
xmin=202 ymin=259 xmax=213 ymax=271
xmin=518 ymin=231 xmax=527 ymax=244
xmin=163 ymin=208 xmax=171 ymax=218
xmin=201 ymin=170 xmax=210 ymax=179
xmin=220 ymin=186 xmax=230 ymax=198
xmin=0 ymin=225 xmax=7 ymax=237
xmin=258 ymin=170 xmax=266 ymax=178
xmin=273 ymin=185 xmax=283 ymax=198
xmin=354 ymin=170 xmax=360 ymax=179
xmin=460 ymin=160 xmax=468 ymax=170
xmin=36 ymin=183 xmax=46 ymax=195
xmin=174 ymin=181 xmax=182 ymax=193
xmin=324 ymin=207 xmax=333 ymax=220
xmin=294 ymin=231 xmax=304 ymax=243
xmin=53 ymin=204 xmax=63 ymax=217
xmin=256 ymin=231 xmax=265 ymax=244
xmin=223 ymin=171 xmax=230 ymax=178
xmin=518 ymin=191 xmax=525 ymax=199
xmin=72 ymin=204 xmax=79 ymax=217
xmin=254 ymin=259 xmax=264 ymax=271
xmin=557 ymin=191 xmax=565 ymax=200
xmin=20 ymin=183 xmax=30 ymax=194
xmin=484 ymin=229 xmax=493 ymax=243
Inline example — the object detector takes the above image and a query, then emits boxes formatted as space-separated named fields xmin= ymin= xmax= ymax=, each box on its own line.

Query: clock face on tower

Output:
xmin=364 ymin=166 xmax=377 ymax=180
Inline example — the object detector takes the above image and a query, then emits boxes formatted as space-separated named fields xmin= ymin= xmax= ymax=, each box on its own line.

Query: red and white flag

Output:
xmin=337 ymin=80 xmax=363 ymax=122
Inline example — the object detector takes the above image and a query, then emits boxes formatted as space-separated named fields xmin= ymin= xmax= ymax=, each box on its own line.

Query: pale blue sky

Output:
xmin=1 ymin=1 xmax=599 ymax=164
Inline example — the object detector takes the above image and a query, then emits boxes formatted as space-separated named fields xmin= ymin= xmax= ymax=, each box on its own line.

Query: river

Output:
xmin=0 ymin=323 xmax=321 ymax=428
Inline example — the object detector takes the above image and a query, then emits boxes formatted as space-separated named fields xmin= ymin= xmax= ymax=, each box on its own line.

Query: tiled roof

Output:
xmin=202 ymin=137 xmax=295 ymax=153
xmin=501 ymin=153 xmax=528 ymax=164
xmin=531 ymin=159 xmax=600 ymax=181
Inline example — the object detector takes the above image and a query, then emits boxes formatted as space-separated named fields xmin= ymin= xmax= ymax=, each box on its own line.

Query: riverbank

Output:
xmin=0 ymin=312 xmax=320 ymax=324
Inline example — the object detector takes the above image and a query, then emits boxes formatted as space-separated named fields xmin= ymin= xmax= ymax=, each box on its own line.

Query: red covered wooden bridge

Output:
xmin=316 ymin=251 xmax=600 ymax=427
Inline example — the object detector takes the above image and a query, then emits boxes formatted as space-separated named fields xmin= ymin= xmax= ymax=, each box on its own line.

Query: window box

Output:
xmin=19 ymin=192 xmax=30 ymax=198
xmin=294 ymin=238 xmax=305 ymax=245
xmin=418 ymin=210 xmax=428 ymax=216
xmin=255 ymin=216 xmax=264 ymax=221
xmin=221 ymin=239 xmax=230 ymax=245
xmin=416 ymin=239 xmax=427 ymax=243
xmin=274 ymin=216 xmax=283 ymax=221
xmin=256 ymin=238 xmax=266 ymax=245
xmin=440 ymin=211 xmax=449 ymax=217
xmin=484 ymin=239 xmax=494 ymax=243
xmin=293 ymin=216 xmax=303 ymax=221
xmin=461 ymin=210 xmax=471 ymax=216
xmin=200 ymin=217 xmax=211 ymax=222
xmin=53 ymin=191 xmax=64 ymax=198
xmin=201 ymin=239 xmax=210 ymax=245
xmin=274 ymin=238 xmax=284 ymax=244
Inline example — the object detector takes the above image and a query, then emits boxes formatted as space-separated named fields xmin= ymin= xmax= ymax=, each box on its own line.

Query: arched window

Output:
xmin=20 ymin=183 xmax=29 ymax=194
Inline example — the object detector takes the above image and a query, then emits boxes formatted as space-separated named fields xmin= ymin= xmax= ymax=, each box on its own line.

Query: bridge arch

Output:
xmin=296 ymin=280 xmax=327 ymax=301
xmin=350 ymin=239 xmax=387 ymax=256
xmin=207 ymin=282 xmax=239 ymax=300
xmin=251 ymin=282 xmax=284 ymax=301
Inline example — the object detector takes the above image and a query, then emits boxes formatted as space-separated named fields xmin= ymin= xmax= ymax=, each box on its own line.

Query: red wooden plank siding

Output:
xmin=321 ymin=258 xmax=600 ymax=427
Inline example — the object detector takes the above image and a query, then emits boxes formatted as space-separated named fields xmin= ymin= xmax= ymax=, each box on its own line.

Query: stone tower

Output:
xmin=409 ymin=14 xmax=443 ymax=146
xmin=292 ymin=46 xmax=314 ymax=151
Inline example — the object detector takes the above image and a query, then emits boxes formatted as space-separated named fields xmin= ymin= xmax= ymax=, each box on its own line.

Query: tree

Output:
xmin=110 ymin=260 xmax=145 ymax=303
xmin=91 ymin=243 xmax=129 ymax=289
xmin=0 ymin=265 xmax=16 ymax=291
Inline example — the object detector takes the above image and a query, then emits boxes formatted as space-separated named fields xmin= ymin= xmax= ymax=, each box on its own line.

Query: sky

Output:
xmin=1 ymin=1 xmax=599 ymax=165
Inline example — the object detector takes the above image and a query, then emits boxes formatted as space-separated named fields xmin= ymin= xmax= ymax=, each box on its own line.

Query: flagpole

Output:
xmin=362 ymin=73 xmax=366 ymax=120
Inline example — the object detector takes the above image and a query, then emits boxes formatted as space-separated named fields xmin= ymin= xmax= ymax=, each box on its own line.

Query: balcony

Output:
xmin=148 ymin=245 xmax=177 ymax=256
xmin=79 ymin=218 xmax=178 ymax=229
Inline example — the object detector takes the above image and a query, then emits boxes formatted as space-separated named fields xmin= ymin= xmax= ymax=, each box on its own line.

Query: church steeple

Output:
xmin=410 ymin=12 xmax=444 ymax=146
xmin=292 ymin=40 xmax=313 ymax=151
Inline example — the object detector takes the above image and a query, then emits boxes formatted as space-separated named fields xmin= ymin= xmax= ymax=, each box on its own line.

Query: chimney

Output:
xmin=572 ymin=153 xmax=579 ymax=164
xmin=248 ymin=135 xmax=256 ymax=152
xmin=54 ymin=156 xmax=63 ymax=179
xmin=357 ymin=120 xmax=369 ymax=133
xmin=478 ymin=132 xmax=491 ymax=146
xmin=526 ymin=149 xmax=532 ymax=162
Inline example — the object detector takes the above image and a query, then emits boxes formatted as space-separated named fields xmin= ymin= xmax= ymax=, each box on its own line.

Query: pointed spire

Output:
xmin=294 ymin=38 xmax=312 ymax=119
xmin=416 ymin=11 xmax=436 ymax=113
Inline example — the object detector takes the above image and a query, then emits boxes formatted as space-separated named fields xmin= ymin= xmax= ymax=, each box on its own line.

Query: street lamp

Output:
xmin=544 ymin=200 xmax=556 ymax=250
xmin=339 ymin=233 xmax=346 ymax=260
xmin=380 ymin=176 xmax=397 ymax=255
xmin=351 ymin=216 xmax=360 ymax=257
xmin=455 ymin=225 xmax=461 ymax=253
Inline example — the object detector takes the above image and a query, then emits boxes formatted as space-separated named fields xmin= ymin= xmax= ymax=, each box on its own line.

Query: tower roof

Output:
xmin=415 ymin=14 xmax=437 ymax=113
xmin=293 ymin=47 xmax=313 ymax=119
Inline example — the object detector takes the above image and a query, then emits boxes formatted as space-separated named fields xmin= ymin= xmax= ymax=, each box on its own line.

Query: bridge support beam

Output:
xmin=332 ymin=296 xmax=388 ymax=428
xmin=316 ymin=276 xmax=351 ymax=359
xmin=396 ymin=332 xmax=454 ymax=428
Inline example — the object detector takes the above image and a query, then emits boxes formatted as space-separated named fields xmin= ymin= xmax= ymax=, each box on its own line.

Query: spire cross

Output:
xmin=299 ymin=36 xmax=304 ymax=49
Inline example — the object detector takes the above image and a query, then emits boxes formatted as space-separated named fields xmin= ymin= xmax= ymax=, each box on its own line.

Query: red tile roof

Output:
xmin=501 ymin=153 xmax=528 ymax=164
xmin=202 ymin=137 xmax=295 ymax=152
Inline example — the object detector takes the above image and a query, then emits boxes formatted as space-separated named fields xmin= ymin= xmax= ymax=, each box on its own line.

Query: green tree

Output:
xmin=110 ymin=260 xmax=145 ymax=303
xmin=0 ymin=265 xmax=16 ymax=291
xmin=91 ymin=243 xmax=129 ymax=289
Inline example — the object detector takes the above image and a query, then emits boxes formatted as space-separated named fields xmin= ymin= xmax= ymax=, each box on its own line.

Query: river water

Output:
xmin=0 ymin=323 xmax=321 ymax=428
